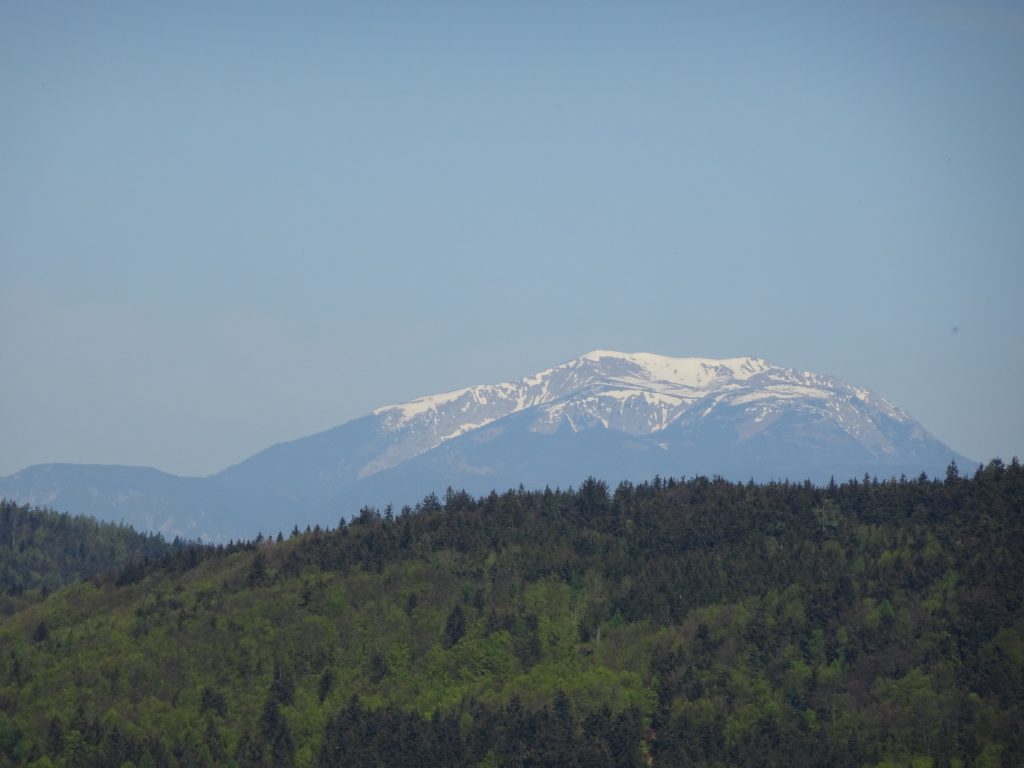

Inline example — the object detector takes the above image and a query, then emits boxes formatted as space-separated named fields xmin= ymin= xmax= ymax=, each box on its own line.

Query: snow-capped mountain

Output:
xmin=0 ymin=351 xmax=973 ymax=540
xmin=369 ymin=351 xmax=914 ymax=469
xmin=369 ymin=352 xmax=771 ymax=468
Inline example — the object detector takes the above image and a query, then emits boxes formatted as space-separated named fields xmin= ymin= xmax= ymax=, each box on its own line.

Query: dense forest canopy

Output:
xmin=0 ymin=500 xmax=173 ymax=610
xmin=0 ymin=459 xmax=1021 ymax=767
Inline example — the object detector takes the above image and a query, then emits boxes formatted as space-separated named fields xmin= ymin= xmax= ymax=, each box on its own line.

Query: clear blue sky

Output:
xmin=2 ymin=1 xmax=1022 ymax=477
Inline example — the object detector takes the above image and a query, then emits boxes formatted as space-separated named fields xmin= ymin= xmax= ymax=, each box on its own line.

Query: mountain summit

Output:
xmin=370 ymin=351 xmax=776 ymax=468
xmin=0 ymin=351 xmax=971 ymax=540
xmin=369 ymin=350 xmax=912 ymax=469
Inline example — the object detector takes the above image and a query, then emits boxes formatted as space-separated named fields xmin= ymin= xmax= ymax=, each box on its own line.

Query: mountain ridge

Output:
xmin=0 ymin=350 xmax=974 ymax=540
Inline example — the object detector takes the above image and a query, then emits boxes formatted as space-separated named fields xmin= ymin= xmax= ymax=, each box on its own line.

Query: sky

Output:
xmin=1 ymin=1 xmax=1022 ymax=478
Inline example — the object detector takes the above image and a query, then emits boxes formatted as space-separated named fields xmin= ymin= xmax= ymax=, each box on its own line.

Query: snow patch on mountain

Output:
xmin=360 ymin=350 xmax=918 ymax=478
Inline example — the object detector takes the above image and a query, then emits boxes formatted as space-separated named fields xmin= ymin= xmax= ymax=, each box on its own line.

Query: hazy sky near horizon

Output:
xmin=2 ymin=1 xmax=1022 ymax=477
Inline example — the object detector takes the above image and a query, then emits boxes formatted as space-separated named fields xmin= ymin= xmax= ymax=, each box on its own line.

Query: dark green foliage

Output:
xmin=0 ymin=460 xmax=1021 ymax=767
xmin=317 ymin=669 xmax=334 ymax=704
xmin=201 ymin=687 xmax=228 ymax=717
xmin=269 ymin=658 xmax=295 ymax=706
xmin=30 ymin=620 xmax=48 ymax=643
xmin=247 ymin=551 xmax=269 ymax=587
xmin=443 ymin=604 xmax=466 ymax=648
xmin=0 ymin=499 xmax=173 ymax=603
xmin=315 ymin=692 xmax=637 ymax=767
xmin=259 ymin=697 xmax=294 ymax=767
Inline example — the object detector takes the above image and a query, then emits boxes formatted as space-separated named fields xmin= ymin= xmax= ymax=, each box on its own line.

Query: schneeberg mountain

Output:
xmin=0 ymin=350 xmax=973 ymax=540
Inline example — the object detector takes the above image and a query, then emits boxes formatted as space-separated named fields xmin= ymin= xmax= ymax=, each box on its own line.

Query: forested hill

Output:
xmin=1 ymin=461 xmax=1022 ymax=767
xmin=0 ymin=500 xmax=173 ymax=605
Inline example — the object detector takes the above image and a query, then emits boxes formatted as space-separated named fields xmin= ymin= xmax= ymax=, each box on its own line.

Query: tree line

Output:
xmin=0 ymin=459 xmax=1020 ymax=767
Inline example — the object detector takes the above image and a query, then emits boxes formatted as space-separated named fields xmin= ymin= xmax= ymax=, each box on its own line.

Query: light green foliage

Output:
xmin=0 ymin=463 xmax=1022 ymax=766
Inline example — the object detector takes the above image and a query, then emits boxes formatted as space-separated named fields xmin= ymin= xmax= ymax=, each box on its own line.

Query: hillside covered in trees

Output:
xmin=0 ymin=500 xmax=172 ymax=612
xmin=0 ymin=461 xmax=1022 ymax=767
